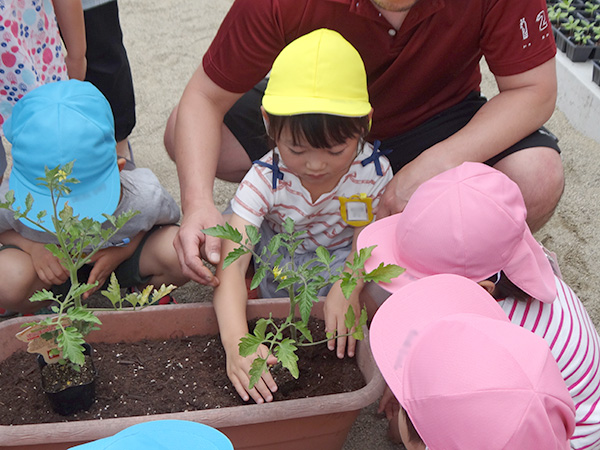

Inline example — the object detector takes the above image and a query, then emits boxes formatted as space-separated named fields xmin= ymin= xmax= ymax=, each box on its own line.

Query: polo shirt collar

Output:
xmin=324 ymin=0 xmax=445 ymax=28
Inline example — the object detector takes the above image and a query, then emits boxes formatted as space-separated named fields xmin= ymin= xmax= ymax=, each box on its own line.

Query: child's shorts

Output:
xmin=0 ymin=225 xmax=163 ymax=298
xmin=224 ymin=82 xmax=561 ymax=173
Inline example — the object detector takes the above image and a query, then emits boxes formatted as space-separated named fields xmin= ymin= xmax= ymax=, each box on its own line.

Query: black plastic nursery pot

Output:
xmin=36 ymin=343 xmax=98 ymax=416
xmin=554 ymin=27 xmax=569 ymax=52
xmin=564 ymin=37 xmax=595 ymax=61
xmin=593 ymin=60 xmax=600 ymax=86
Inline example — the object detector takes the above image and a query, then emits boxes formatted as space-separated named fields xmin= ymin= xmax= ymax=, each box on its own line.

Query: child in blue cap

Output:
xmin=70 ymin=420 xmax=234 ymax=450
xmin=0 ymin=80 xmax=189 ymax=316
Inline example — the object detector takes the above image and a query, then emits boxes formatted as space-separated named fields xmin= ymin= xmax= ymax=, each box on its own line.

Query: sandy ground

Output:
xmin=3 ymin=1 xmax=599 ymax=448
xmin=119 ymin=2 xmax=600 ymax=449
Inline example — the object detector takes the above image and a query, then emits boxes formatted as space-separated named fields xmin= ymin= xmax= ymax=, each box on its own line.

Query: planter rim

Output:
xmin=0 ymin=299 xmax=385 ymax=447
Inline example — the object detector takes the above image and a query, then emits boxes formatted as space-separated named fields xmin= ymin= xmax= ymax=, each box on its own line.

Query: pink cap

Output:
xmin=370 ymin=274 xmax=575 ymax=450
xmin=357 ymin=162 xmax=556 ymax=302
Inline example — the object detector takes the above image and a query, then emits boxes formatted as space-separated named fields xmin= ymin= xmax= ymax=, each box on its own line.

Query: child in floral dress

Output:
xmin=0 ymin=0 xmax=86 ymax=182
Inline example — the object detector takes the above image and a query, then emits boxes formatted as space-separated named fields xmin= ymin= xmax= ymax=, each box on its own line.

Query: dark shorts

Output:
xmin=224 ymin=82 xmax=560 ymax=172
xmin=0 ymin=225 xmax=163 ymax=298
xmin=84 ymin=1 xmax=136 ymax=142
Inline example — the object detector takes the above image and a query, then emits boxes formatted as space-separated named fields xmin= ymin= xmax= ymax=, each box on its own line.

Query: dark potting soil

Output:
xmin=0 ymin=317 xmax=366 ymax=425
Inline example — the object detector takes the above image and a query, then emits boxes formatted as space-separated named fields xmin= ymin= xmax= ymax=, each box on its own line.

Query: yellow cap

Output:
xmin=262 ymin=29 xmax=371 ymax=117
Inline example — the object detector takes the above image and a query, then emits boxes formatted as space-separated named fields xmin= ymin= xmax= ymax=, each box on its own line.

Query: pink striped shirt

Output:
xmin=231 ymin=144 xmax=392 ymax=253
xmin=499 ymin=276 xmax=600 ymax=449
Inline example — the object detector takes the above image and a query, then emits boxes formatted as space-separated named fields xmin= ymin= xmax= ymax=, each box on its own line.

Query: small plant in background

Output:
xmin=204 ymin=218 xmax=403 ymax=388
xmin=561 ymin=15 xmax=582 ymax=34
xmin=0 ymin=163 xmax=175 ymax=368
xmin=574 ymin=28 xmax=593 ymax=44
xmin=556 ymin=0 xmax=577 ymax=14
xmin=584 ymin=1 xmax=600 ymax=15
xmin=549 ymin=5 xmax=570 ymax=24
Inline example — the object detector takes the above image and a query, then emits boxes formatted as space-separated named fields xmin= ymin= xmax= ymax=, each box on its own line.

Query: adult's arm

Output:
xmin=172 ymin=66 xmax=243 ymax=286
xmin=376 ymin=57 xmax=557 ymax=218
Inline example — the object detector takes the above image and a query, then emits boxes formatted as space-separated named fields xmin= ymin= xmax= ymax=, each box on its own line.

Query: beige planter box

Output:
xmin=0 ymin=299 xmax=385 ymax=450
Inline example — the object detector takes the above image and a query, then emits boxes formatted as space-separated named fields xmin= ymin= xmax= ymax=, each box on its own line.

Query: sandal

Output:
xmin=0 ymin=308 xmax=18 ymax=318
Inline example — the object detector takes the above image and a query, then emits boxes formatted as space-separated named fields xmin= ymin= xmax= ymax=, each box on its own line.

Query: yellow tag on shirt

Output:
xmin=339 ymin=194 xmax=374 ymax=227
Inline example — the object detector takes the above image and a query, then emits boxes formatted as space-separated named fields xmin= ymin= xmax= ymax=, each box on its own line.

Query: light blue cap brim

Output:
xmin=4 ymin=80 xmax=120 ymax=232
xmin=69 ymin=420 xmax=234 ymax=450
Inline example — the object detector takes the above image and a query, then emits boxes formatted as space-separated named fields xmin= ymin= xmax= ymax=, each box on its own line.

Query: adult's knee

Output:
xmin=494 ymin=147 xmax=564 ymax=232
xmin=163 ymin=106 xmax=178 ymax=161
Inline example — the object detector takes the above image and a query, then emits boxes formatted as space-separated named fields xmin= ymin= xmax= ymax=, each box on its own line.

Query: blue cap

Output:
xmin=3 ymin=80 xmax=120 ymax=232
xmin=69 ymin=420 xmax=234 ymax=449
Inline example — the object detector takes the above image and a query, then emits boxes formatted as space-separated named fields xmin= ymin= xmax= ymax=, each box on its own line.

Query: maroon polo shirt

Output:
xmin=203 ymin=0 xmax=556 ymax=140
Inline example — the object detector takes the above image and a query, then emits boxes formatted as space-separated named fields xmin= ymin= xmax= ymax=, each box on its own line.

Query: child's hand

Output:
xmin=65 ymin=54 xmax=87 ymax=81
xmin=225 ymin=343 xmax=278 ymax=404
xmin=84 ymin=246 xmax=131 ymax=299
xmin=30 ymin=243 xmax=69 ymax=286
xmin=324 ymin=287 xmax=360 ymax=359
xmin=378 ymin=385 xmax=400 ymax=420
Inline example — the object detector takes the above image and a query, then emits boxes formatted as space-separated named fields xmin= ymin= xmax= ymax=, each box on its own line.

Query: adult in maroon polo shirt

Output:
xmin=165 ymin=0 xmax=562 ymax=290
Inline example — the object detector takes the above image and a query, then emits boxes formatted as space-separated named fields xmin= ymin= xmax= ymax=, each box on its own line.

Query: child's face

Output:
xmin=276 ymin=126 xmax=359 ymax=197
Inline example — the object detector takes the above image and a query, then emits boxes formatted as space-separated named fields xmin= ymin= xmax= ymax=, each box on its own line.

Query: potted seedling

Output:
xmin=582 ymin=1 xmax=600 ymax=18
xmin=593 ymin=59 xmax=600 ymax=87
xmin=566 ymin=25 xmax=596 ymax=60
xmin=549 ymin=3 xmax=571 ymax=27
xmin=203 ymin=218 xmax=403 ymax=389
xmin=0 ymin=163 xmax=174 ymax=415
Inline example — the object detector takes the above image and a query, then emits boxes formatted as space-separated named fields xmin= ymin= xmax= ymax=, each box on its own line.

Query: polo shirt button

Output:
xmin=388 ymin=28 xmax=397 ymax=36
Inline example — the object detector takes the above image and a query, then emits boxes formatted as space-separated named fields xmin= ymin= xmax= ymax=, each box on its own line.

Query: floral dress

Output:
xmin=0 ymin=0 xmax=67 ymax=130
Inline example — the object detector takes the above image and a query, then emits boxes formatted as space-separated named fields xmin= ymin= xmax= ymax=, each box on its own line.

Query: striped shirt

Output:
xmin=231 ymin=144 xmax=392 ymax=254
xmin=499 ymin=276 xmax=600 ymax=449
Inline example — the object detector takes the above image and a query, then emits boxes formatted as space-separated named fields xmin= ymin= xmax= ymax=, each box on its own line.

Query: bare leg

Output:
xmin=493 ymin=146 xmax=564 ymax=233
xmin=0 ymin=249 xmax=52 ymax=313
xmin=164 ymin=104 xmax=252 ymax=183
xmin=138 ymin=226 xmax=191 ymax=288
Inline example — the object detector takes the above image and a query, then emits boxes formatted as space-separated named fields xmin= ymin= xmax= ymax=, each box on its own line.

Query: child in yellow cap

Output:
xmin=212 ymin=28 xmax=392 ymax=404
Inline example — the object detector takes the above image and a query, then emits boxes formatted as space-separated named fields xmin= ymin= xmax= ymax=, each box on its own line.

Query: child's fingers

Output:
xmin=345 ymin=334 xmax=357 ymax=359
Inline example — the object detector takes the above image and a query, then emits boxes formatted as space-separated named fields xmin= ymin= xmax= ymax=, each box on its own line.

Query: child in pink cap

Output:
xmin=358 ymin=162 xmax=600 ymax=449
xmin=370 ymin=273 xmax=576 ymax=450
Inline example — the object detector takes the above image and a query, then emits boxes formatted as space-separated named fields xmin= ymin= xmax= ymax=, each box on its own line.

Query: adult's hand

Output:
xmin=173 ymin=205 xmax=224 ymax=286
xmin=376 ymin=153 xmax=453 ymax=219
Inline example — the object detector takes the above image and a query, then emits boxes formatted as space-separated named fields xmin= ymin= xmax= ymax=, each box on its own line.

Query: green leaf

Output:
xmin=29 ymin=289 xmax=56 ymax=303
xmin=294 ymin=321 xmax=313 ymax=343
xmin=222 ymin=246 xmax=250 ymax=270
xmin=364 ymin=263 xmax=405 ymax=284
xmin=352 ymin=308 xmax=368 ymax=341
xmin=56 ymin=327 xmax=86 ymax=366
xmin=202 ymin=223 xmax=242 ymax=243
xmin=100 ymin=273 xmax=122 ymax=308
xmin=344 ymin=305 xmax=356 ymax=330
xmin=297 ymin=285 xmax=317 ymax=324
xmin=67 ymin=307 xmax=102 ymax=326
xmin=68 ymin=282 xmax=99 ymax=301
xmin=266 ymin=234 xmax=282 ymax=255
xmin=274 ymin=274 xmax=299 ymax=292
xmin=315 ymin=246 xmax=334 ymax=265
xmin=250 ymin=266 xmax=267 ymax=291
xmin=25 ymin=193 xmax=34 ymax=212
xmin=340 ymin=276 xmax=358 ymax=300
xmin=248 ymin=356 xmax=268 ymax=389
xmin=276 ymin=339 xmax=299 ymax=379
xmin=58 ymin=202 xmax=74 ymax=222
xmin=252 ymin=318 xmax=268 ymax=340
xmin=283 ymin=217 xmax=295 ymax=234
xmin=245 ymin=224 xmax=261 ymax=246
xmin=239 ymin=334 xmax=263 ymax=357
